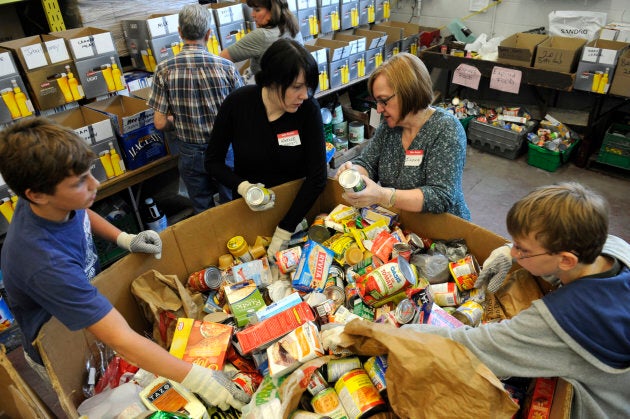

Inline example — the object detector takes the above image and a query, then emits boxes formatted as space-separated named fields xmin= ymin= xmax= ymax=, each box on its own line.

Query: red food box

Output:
xmin=523 ymin=377 xmax=558 ymax=419
xmin=236 ymin=301 xmax=316 ymax=354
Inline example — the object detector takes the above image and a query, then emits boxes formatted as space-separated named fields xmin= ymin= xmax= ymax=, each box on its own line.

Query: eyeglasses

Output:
xmin=514 ymin=247 xmax=579 ymax=260
xmin=374 ymin=93 xmax=396 ymax=107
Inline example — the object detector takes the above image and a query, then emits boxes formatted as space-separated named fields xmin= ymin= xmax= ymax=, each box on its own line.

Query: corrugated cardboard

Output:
xmin=35 ymin=178 xmax=515 ymax=417
xmin=573 ymin=39 xmax=630 ymax=93
xmin=534 ymin=36 xmax=586 ymax=73
xmin=498 ymin=33 xmax=549 ymax=67
xmin=609 ymin=48 xmax=630 ymax=98
xmin=121 ymin=13 xmax=181 ymax=71
xmin=0 ymin=49 xmax=33 ymax=124
xmin=354 ymin=28 xmax=388 ymax=50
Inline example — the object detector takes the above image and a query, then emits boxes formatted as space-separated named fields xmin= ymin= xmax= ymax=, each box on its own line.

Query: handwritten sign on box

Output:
xmin=452 ymin=64 xmax=481 ymax=90
xmin=490 ymin=66 xmax=521 ymax=94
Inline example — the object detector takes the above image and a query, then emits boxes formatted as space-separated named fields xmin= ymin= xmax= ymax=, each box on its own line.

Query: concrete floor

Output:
xmin=5 ymin=144 xmax=630 ymax=418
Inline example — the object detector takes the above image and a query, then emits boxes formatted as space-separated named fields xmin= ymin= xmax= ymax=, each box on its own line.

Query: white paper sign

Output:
xmin=599 ymin=49 xmax=617 ymax=65
xmin=20 ymin=44 xmax=48 ymax=69
xmin=582 ymin=46 xmax=600 ymax=63
xmin=92 ymin=33 xmax=115 ymax=55
xmin=45 ymin=39 xmax=70 ymax=63
xmin=70 ymin=36 xmax=96 ymax=59
xmin=148 ymin=18 xmax=168 ymax=37
xmin=164 ymin=15 xmax=179 ymax=34
xmin=0 ymin=52 xmax=17 ymax=77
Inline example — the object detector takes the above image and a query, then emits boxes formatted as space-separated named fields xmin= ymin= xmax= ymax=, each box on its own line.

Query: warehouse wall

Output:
xmin=391 ymin=0 xmax=628 ymax=40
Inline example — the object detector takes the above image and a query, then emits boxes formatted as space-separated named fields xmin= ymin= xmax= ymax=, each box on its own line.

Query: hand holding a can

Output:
xmin=474 ymin=244 xmax=514 ymax=293
xmin=342 ymin=175 xmax=393 ymax=209
xmin=238 ymin=181 xmax=276 ymax=211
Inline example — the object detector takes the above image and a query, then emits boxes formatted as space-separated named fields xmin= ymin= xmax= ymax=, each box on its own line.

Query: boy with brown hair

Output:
xmin=326 ymin=182 xmax=630 ymax=417
xmin=0 ymin=117 xmax=249 ymax=410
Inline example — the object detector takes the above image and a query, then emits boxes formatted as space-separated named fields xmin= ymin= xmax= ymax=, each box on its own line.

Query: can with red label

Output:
xmin=449 ymin=254 xmax=480 ymax=292
xmin=356 ymin=257 xmax=416 ymax=306
xmin=276 ymin=246 xmax=302 ymax=274
xmin=187 ymin=266 xmax=222 ymax=292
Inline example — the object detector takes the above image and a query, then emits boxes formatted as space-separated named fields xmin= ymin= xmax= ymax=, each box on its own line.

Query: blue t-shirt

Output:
xmin=1 ymin=200 xmax=113 ymax=364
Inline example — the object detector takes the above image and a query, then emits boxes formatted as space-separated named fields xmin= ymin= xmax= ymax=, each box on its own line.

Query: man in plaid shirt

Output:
xmin=148 ymin=4 xmax=244 ymax=213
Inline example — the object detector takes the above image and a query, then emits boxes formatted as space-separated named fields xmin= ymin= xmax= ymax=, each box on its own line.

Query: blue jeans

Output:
xmin=176 ymin=140 xmax=232 ymax=213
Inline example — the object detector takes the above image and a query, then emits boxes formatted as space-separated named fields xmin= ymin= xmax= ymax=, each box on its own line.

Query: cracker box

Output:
xmin=169 ymin=318 xmax=233 ymax=370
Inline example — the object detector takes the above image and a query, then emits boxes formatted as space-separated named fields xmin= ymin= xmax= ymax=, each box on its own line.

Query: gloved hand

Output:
xmin=237 ymin=181 xmax=275 ymax=211
xmin=117 ymin=231 xmax=162 ymax=259
xmin=320 ymin=323 xmax=347 ymax=351
xmin=181 ymin=364 xmax=250 ymax=411
xmin=342 ymin=176 xmax=389 ymax=209
xmin=474 ymin=244 xmax=514 ymax=293
xmin=266 ymin=226 xmax=292 ymax=261
xmin=334 ymin=161 xmax=355 ymax=180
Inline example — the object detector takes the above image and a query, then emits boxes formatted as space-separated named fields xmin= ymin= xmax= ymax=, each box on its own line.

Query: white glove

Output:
xmin=237 ymin=181 xmax=275 ymax=211
xmin=266 ymin=226 xmax=292 ymax=261
xmin=181 ymin=364 xmax=250 ymax=411
xmin=117 ymin=231 xmax=162 ymax=258
xmin=342 ymin=176 xmax=387 ymax=209
xmin=474 ymin=244 xmax=514 ymax=293
xmin=334 ymin=161 xmax=355 ymax=180
xmin=320 ymin=324 xmax=347 ymax=351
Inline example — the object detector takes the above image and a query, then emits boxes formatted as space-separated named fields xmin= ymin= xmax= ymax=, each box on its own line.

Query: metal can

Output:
xmin=227 ymin=236 xmax=253 ymax=262
xmin=453 ymin=300 xmax=484 ymax=327
xmin=449 ymin=254 xmax=480 ymax=292
xmin=356 ymin=257 xmax=416 ymax=306
xmin=334 ymin=368 xmax=386 ymax=419
xmin=322 ymin=357 xmax=362 ymax=382
xmin=275 ymin=246 xmax=302 ymax=274
xmin=324 ymin=285 xmax=346 ymax=309
xmin=307 ymin=369 xmax=329 ymax=396
xmin=392 ymin=242 xmax=412 ymax=261
xmin=245 ymin=185 xmax=272 ymax=206
xmin=429 ymin=282 xmax=461 ymax=307
xmin=187 ymin=266 xmax=222 ymax=292
xmin=363 ymin=356 xmax=388 ymax=393
xmin=311 ymin=387 xmax=348 ymax=418
xmin=393 ymin=298 xmax=417 ymax=324
xmin=309 ymin=213 xmax=331 ymax=243
xmin=338 ymin=168 xmax=366 ymax=193
xmin=314 ymin=299 xmax=336 ymax=325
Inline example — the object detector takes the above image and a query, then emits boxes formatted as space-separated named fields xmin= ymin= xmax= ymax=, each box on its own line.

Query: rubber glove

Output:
xmin=474 ymin=244 xmax=514 ymax=293
xmin=342 ymin=176 xmax=390 ymax=209
xmin=117 ymin=231 xmax=162 ymax=259
xmin=334 ymin=161 xmax=355 ymax=180
xmin=181 ymin=364 xmax=250 ymax=411
xmin=266 ymin=226 xmax=292 ymax=261
xmin=237 ymin=181 xmax=275 ymax=211
xmin=321 ymin=323 xmax=347 ymax=351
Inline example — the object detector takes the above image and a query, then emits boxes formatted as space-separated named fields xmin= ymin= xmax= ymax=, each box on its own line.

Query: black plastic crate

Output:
xmin=467 ymin=119 xmax=535 ymax=160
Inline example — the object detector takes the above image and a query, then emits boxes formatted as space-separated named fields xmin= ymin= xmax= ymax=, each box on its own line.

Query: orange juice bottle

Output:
xmin=65 ymin=65 xmax=83 ymax=100
xmin=110 ymin=57 xmax=124 ymax=91
xmin=56 ymin=73 xmax=74 ymax=102
xmin=109 ymin=141 xmax=125 ymax=176
xmin=11 ymin=80 xmax=32 ymax=117
xmin=1 ymin=87 xmax=21 ymax=119
xmin=101 ymin=64 xmax=115 ymax=92
xmin=0 ymin=198 xmax=14 ymax=223
xmin=368 ymin=4 xmax=375 ymax=23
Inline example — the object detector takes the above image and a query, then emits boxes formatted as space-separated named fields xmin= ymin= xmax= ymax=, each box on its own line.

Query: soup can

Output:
xmin=246 ymin=185 xmax=272 ymax=207
xmin=311 ymin=387 xmax=348 ymax=418
xmin=348 ymin=121 xmax=364 ymax=145
xmin=334 ymin=368 xmax=386 ymax=419
xmin=363 ymin=356 xmax=388 ymax=394
xmin=323 ymin=357 xmax=362 ymax=382
xmin=187 ymin=266 xmax=222 ymax=292
xmin=309 ymin=213 xmax=331 ymax=243
xmin=338 ymin=168 xmax=366 ymax=193
xmin=449 ymin=254 xmax=480 ymax=292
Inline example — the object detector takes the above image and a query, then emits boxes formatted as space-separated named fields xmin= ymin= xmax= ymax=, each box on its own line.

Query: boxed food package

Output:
xmin=169 ymin=318 xmax=233 ymax=370
xmin=35 ymin=178 xmax=570 ymax=417
xmin=121 ymin=13 xmax=181 ymax=72
xmin=0 ymin=48 xmax=34 ymax=124
xmin=573 ymin=39 xmax=629 ymax=94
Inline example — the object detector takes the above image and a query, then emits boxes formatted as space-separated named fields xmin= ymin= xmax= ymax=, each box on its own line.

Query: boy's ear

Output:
xmin=24 ymin=188 xmax=47 ymax=205
xmin=558 ymin=251 xmax=579 ymax=271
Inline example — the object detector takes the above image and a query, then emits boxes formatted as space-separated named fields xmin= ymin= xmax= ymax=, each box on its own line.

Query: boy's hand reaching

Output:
xmin=474 ymin=244 xmax=513 ymax=293
xmin=117 ymin=231 xmax=163 ymax=259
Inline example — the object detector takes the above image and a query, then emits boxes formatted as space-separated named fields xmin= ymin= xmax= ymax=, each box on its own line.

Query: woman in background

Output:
xmin=220 ymin=0 xmax=303 ymax=79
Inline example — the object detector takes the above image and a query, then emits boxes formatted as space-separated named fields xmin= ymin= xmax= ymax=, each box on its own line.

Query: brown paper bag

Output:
xmin=130 ymin=269 xmax=204 ymax=349
xmin=493 ymin=268 xmax=546 ymax=319
xmin=336 ymin=319 xmax=519 ymax=419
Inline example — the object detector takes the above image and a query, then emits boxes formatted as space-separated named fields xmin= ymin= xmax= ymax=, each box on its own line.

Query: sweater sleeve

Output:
xmin=225 ymin=29 xmax=268 ymax=63
xmin=278 ymin=97 xmax=328 ymax=231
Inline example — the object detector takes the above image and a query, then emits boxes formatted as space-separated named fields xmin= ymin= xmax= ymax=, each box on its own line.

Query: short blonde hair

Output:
xmin=367 ymin=52 xmax=434 ymax=118
xmin=506 ymin=182 xmax=608 ymax=263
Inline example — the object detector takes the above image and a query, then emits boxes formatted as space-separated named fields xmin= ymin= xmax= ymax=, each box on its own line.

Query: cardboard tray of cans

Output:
xmin=468 ymin=119 xmax=536 ymax=160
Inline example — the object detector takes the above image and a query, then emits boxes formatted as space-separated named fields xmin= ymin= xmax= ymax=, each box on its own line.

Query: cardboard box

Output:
xmin=84 ymin=95 xmax=168 ymax=170
xmin=208 ymin=2 xmax=245 ymax=26
xmin=333 ymin=33 xmax=367 ymax=54
xmin=168 ymin=318 xmax=233 ymax=370
xmin=45 ymin=28 xmax=124 ymax=99
xmin=371 ymin=23 xmax=403 ymax=59
xmin=534 ymin=36 xmax=586 ymax=73
xmin=358 ymin=0 xmax=375 ymax=25
xmin=608 ymin=47 xmax=630 ymax=98
xmin=296 ymin=7 xmax=319 ymax=39
xmin=599 ymin=22 xmax=630 ymax=43
xmin=36 ymin=178 xmax=562 ymax=418
xmin=0 ymin=36 xmax=81 ymax=111
xmin=365 ymin=46 xmax=384 ymax=75
xmin=340 ymin=1 xmax=359 ymax=31
xmin=304 ymin=44 xmax=329 ymax=93
xmin=47 ymin=106 xmax=123 ymax=182
xmin=573 ymin=39 xmax=629 ymax=93
xmin=0 ymin=49 xmax=34 ymax=124
xmin=498 ymin=33 xmax=548 ymax=67
xmin=317 ymin=3 xmax=340 ymax=35
xmin=354 ymin=28 xmax=388 ymax=50
xmin=121 ymin=13 xmax=181 ymax=72
xmin=377 ymin=21 xmax=421 ymax=55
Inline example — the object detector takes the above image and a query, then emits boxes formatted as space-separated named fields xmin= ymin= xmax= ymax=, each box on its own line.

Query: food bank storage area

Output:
xmin=0 ymin=0 xmax=629 ymax=418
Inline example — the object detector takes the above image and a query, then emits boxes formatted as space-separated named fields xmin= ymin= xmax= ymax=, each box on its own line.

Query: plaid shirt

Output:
xmin=148 ymin=44 xmax=244 ymax=144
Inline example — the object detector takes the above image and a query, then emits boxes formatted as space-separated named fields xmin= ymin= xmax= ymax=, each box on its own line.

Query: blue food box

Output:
xmin=118 ymin=124 xmax=167 ymax=170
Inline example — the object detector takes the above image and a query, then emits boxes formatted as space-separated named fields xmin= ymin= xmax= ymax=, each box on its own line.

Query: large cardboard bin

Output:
xmin=35 ymin=179 xmax=571 ymax=418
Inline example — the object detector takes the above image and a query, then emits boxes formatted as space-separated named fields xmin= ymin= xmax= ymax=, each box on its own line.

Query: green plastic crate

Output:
xmin=596 ymin=123 xmax=630 ymax=170
xmin=527 ymin=139 xmax=580 ymax=172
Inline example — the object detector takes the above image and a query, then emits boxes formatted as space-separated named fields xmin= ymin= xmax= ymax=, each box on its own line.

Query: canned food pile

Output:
xmin=175 ymin=202 xmax=496 ymax=417
xmin=474 ymin=105 xmax=536 ymax=133
xmin=435 ymin=97 xmax=480 ymax=120
xmin=526 ymin=116 xmax=580 ymax=152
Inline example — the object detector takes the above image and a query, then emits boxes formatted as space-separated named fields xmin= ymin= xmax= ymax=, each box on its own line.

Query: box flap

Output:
xmin=354 ymin=28 xmax=388 ymax=49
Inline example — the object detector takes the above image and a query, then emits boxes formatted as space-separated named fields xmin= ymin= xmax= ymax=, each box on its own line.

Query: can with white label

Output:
xmin=338 ymin=168 xmax=366 ymax=193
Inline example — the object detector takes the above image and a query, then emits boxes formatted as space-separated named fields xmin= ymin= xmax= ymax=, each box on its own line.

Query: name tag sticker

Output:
xmin=277 ymin=130 xmax=301 ymax=146
xmin=404 ymin=150 xmax=424 ymax=166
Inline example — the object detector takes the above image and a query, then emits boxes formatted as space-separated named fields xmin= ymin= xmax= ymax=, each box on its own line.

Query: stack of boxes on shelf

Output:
xmin=121 ymin=13 xmax=181 ymax=72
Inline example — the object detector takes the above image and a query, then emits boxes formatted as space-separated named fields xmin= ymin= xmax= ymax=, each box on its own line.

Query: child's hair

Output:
xmin=506 ymin=182 xmax=608 ymax=264
xmin=0 ymin=117 xmax=96 ymax=199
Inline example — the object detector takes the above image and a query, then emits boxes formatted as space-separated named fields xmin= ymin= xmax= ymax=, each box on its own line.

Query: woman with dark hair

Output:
xmin=220 ymin=0 xmax=302 ymax=78
xmin=206 ymin=39 xmax=327 ymax=259
xmin=335 ymin=52 xmax=471 ymax=220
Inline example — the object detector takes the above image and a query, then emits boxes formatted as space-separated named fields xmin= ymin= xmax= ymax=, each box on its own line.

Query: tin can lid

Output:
xmin=338 ymin=168 xmax=361 ymax=189
xmin=394 ymin=299 xmax=417 ymax=324
xmin=324 ymin=285 xmax=346 ymax=307
xmin=246 ymin=186 xmax=266 ymax=206
xmin=227 ymin=236 xmax=248 ymax=257
xmin=203 ymin=266 xmax=223 ymax=289
xmin=345 ymin=246 xmax=364 ymax=266
xmin=397 ymin=257 xmax=417 ymax=287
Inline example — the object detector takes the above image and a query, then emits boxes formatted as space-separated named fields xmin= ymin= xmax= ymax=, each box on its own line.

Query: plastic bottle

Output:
xmin=99 ymin=151 xmax=115 ymax=179
xmin=110 ymin=57 xmax=124 ymax=91
xmin=109 ymin=142 xmax=125 ymax=176
xmin=597 ymin=68 xmax=609 ymax=94
xmin=383 ymin=0 xmax=390 ymax=19
xmin=591 ymin=71 xmax=602 ymax=92
xmin=1 ymin=87 xmax=21 ymax=119
xmin=66 ymin=65 xmax=83 ymax=100
xmin=101 ymin=64 xmax=115 ymax=92
xmin=144 ymin=197 xmax=167 ymax=232
xmin=56 ymin=73 xmax=74 ymax=102
xmin=12 ymin=80 xmax=32 ymax=117
xmin=146 ymin=40 xmax=157 ymax=71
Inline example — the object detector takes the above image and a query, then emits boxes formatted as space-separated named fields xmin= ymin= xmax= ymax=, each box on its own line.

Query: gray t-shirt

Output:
xmin=226 ymin=27 xmax=304 ymax=75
